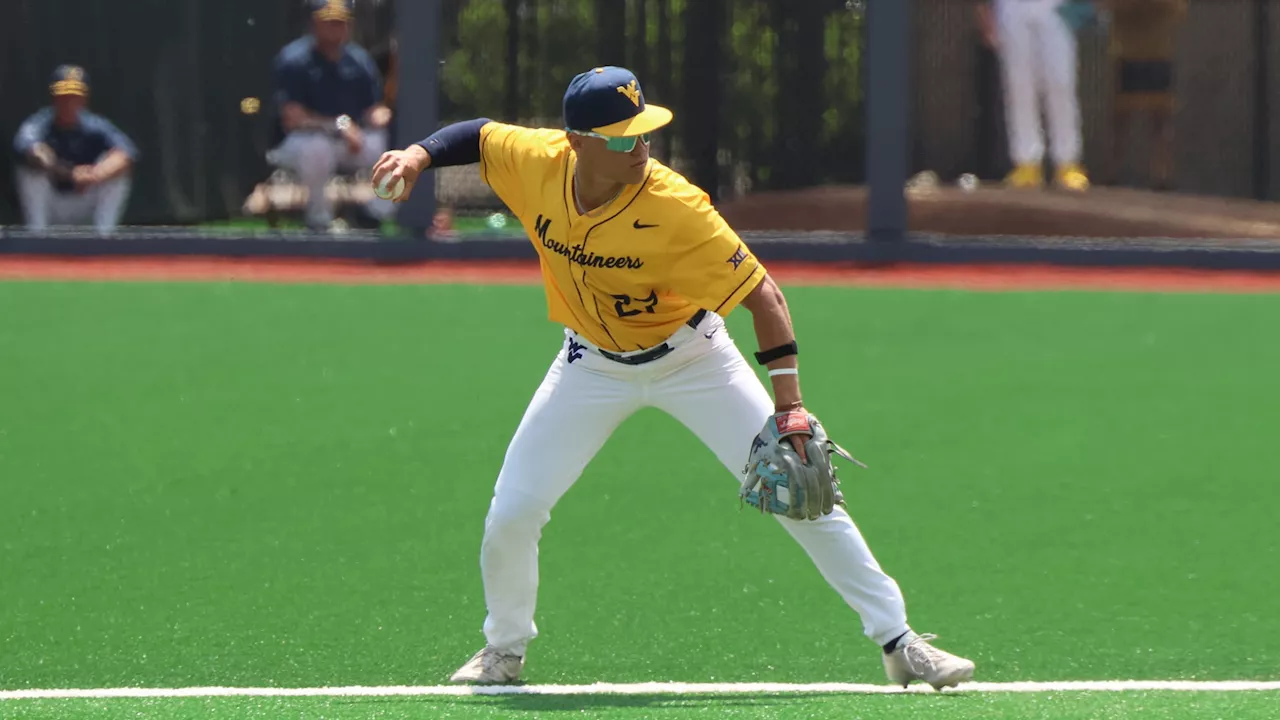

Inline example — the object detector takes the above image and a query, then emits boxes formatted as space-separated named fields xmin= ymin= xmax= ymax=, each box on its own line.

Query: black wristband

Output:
xmin=754 ymin=341 xmax=798 ymax=366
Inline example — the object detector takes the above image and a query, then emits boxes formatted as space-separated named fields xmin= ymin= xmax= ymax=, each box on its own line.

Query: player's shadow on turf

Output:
xmin=337 ymin=693 xmax=879 ymax=713
xmin=494 ymin=693 xmax=852 ymax=712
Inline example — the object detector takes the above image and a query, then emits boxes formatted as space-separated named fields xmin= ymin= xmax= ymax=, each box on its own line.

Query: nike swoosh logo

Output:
xmin=633 ymin=220 xmax=658 ymax=229
xmin=704 ymin=329 xmax=718 ymax=339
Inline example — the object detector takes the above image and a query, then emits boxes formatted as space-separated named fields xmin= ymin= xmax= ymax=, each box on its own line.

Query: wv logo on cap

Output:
xmin=616 ymin=80 xmax=641 ymax=107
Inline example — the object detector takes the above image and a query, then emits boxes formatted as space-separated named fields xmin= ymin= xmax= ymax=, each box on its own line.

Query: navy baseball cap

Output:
xmin=50 ymin=65 xmax=89 ymax=97
xmin=563 ymin=66 xmax=673 ymax=137
xmin=311 ymin=0 xmax=354 ymax=21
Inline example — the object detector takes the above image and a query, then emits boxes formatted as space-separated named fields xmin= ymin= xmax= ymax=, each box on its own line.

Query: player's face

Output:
xmin=572 ymin=133 xmax=651 ymax=186
xmin=52 ymin=94 xmax=86 ymax=125
xmin=313 ymin=19 xmax=350 ymax=49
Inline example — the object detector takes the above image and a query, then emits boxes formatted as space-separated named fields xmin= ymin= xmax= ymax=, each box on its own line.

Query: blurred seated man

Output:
xmin=270 ymin=0 xmax=394 ymax=231
xmin=13 ymin=66 xmax=137 ymax=234
xmin=1104 ymin=0 xmax=1186 ymax=190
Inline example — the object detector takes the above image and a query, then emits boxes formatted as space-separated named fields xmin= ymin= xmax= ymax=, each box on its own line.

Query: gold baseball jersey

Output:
xmin=478 ymin=121 xmax=768 ymax=352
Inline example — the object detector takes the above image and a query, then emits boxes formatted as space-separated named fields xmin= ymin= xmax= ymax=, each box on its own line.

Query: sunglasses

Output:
xmin=568 ymin=130 xmax=652 ymax=153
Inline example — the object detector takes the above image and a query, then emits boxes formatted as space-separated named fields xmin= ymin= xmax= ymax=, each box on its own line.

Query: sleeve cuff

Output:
xmin=713 ymin=260 xmax=767 ymax=316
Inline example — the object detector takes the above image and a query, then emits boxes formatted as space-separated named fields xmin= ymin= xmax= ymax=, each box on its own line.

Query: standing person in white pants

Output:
xmin=13 ymin=65 xmax=136 ymax=234
xmin=269 ymin=0 xmax=394 ymax=231
xmin=976 ymin=0 xmax=1092 ymax=191
xmin=371 ymin=65 xmax=976 ymax=690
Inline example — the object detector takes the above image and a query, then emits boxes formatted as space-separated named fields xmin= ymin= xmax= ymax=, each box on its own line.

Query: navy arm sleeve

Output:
xmin=414 ymin=118 xmax=491 ymax=168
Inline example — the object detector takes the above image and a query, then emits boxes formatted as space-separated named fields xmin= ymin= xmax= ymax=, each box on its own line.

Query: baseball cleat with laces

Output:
xmin=882 ymin=632 xmax=975 ymax=690
xmin=448 ymin=646 xmax=524 ymax=684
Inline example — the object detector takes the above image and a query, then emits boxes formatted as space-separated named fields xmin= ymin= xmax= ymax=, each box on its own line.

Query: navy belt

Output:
xmin=598 ymin=309 xmax=707 ymax=366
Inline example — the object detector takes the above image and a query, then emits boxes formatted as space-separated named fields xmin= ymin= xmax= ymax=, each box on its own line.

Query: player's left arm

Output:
xmin=740 ymin=275 xmax=811 ymax=462
xmin=357 ymin=50 xmax=392 ymax=130
xmin=86 ymin=148 xmax=133 ymax=183
xmin=79 ymin=117 xmax=137 ymax=187
xmin=740 ymin=274 xmax=801 ymax=412
xmin=664 ymin=190 xmax=811 ymax=459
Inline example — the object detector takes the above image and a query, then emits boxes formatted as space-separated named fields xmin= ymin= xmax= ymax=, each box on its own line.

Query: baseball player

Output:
xmin=371 ymin=66 xmax=976 ymax=690
xmin=13 ymin=65 xmax=137 ymax=233
xmin=975 ymin=0 xmax=1092 ymax=191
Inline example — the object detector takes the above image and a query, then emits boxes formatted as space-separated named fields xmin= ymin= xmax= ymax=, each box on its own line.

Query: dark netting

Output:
xmin=4 ymin=0 xmax=1280 ymax=252
xmin=0 ymin=0 xmax=868 ymax=242
xmin=0 ymin=0 xmax=393 ymax=228
xmin=430 ymin=0 xmax=867 ymax=242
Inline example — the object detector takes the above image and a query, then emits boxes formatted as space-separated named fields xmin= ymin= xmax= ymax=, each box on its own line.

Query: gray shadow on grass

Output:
xmin=327 ymin=691 xmax=967 ymax=715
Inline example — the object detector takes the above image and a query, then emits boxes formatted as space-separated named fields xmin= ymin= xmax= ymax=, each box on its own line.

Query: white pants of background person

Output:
xmin=271 ymin=128 xmax=395 ymax=228
xmin=480 ymin=311 xmax=911 ymax=656
xmin=995 ymin=0 xmax=1083 ymax=170
xmin=15 ymin=168 xmax=131 ymax=234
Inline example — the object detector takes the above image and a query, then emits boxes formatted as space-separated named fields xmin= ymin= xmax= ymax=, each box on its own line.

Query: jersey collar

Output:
xmin=563 ymin=153 xmax=650 ymax=225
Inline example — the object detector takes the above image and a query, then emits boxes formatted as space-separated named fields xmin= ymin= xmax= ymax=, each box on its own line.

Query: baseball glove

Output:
xmin=739 ymin=410 xmax=866 ymax=521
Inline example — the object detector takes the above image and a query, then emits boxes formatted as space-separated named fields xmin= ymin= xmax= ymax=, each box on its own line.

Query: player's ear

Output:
xmin=566 ymin=133 xmax=584 ymax=152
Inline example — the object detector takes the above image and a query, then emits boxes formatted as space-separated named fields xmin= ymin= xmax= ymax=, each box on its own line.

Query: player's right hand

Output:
xmin=371 ymin=146 xmax=430 ymax=203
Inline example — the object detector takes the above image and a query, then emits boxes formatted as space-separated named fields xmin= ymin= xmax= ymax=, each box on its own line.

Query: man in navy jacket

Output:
xmin=13 ymin=65 xmax=137 ymax=234
xmin=270 ymin=0 xmax=394 ymax=230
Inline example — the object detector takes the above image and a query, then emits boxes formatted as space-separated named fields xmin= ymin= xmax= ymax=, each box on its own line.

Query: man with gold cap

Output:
xmin=270 ymin=0 xmax=393 ymax=230
xmin=13 ymin=65 xmax=137 ymax=234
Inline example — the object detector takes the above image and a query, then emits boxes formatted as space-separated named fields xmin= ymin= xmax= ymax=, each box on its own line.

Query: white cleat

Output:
xmin=448 ymin=646 xmax=525 ymax=684
xmin=882 ymin=632 xmax=975 ymax=691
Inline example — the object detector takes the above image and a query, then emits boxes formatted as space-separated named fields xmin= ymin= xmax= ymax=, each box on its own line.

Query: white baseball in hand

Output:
xmin=375 ymin=175 xmax=406 ymax=201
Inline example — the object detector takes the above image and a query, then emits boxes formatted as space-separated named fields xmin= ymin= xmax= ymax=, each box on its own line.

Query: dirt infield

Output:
xmin=2 ymin=255 xmax=1280 ymax=293
xmin=717 ymin=184 xmax=1280 ymax=243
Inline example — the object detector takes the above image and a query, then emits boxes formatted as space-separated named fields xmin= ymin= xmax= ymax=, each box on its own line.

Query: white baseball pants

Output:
xmin=995 ymin=0 xmax=1083 ymax=166
xmin=270 ymin=129 xmax=394 ymax=227
xmin=478 ymin=311 xmax=910 ymax=657
xmin=16 ymin=169 xmax=131 ymax=234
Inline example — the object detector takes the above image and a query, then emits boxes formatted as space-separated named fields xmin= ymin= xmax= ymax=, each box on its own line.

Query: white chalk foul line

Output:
xmin=3 ymin=680 xmax=1280 ymax=700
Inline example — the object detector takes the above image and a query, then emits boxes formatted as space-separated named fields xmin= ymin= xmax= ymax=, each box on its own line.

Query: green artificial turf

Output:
xmin=1 ymin=280 xmax=1277 ymax=718
xmin=7 ymin=692 xmax=1280 ymax=720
